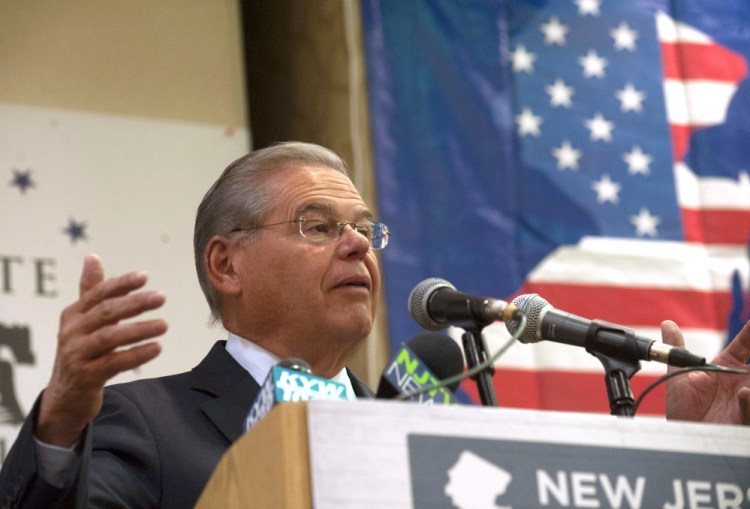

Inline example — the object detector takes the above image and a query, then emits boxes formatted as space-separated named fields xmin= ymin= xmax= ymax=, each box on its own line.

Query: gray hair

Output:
xmin=194 ymin=141 xmax=349 ymax=321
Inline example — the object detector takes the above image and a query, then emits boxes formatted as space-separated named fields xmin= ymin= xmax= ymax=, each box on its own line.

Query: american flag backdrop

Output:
xmin=362 ymin=0 xmax=750 ymax=414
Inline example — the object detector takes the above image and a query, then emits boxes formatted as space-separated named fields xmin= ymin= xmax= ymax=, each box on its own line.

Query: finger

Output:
xmin=71 ymin=290 xmax=166 ymax=337
xmin=90 ymin=341 xmax=163 ymax=381
xmin=739 ymin=387 xmax=750 ymax=426
xmin=722 ymin=320 xmax=750 ymax=366
xmin=661 ymin=320 xmax=685 ymax=347
xmin=79 ymin=254 xmax=105 ymax=296
xmin=53 ymin=340 xmax=163 ymax=399
xmin=661 ymin=321 xmax=685 ymax=374
xmin=83 ymin=318 xmax=168 ymax=360
xmin=76 ymin=270 xmax=151 ymax=315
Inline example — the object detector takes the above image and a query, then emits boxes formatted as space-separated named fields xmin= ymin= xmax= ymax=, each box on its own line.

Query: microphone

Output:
xmin=376 ymin=332 xmax=464 ymax=404
xmin=506 ymin=294 xmax=706 ymax=368
xmin=244 ymin=358 xmax=348 ymax=431
xmin=408 ymin=278 xmax=522 ymax=331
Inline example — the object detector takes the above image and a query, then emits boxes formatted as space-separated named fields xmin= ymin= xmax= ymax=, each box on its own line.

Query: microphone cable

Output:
xmin=395 ymin=314 xmax=528 ymax=401
xmin=632 ymin=363 xmax=749 ymax=416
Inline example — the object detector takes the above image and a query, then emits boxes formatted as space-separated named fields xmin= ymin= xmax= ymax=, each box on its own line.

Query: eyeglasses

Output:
xmin=232 ymin=212 xmax=390 ymax=250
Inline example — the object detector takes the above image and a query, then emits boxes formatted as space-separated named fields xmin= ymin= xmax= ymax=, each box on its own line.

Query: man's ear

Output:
xmin=204 ymin=235 xmax=242 ymax=297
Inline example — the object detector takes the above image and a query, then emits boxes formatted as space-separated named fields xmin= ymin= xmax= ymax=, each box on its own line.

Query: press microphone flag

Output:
xmin=506 ymin=294 xmax=706 ymax=368
xmin=244 ymin=358 xmax=348 ymax=431
xmin=376 ymin=332 xmax=464 ymax=404
xmin=408 ymin=277 xmax=522 ymax=331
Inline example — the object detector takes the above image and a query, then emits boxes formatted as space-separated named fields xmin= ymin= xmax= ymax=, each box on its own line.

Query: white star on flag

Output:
xmin=511 ymin=45 xmax=536 ymax=73
xmin=552 ymin=141 xmax=582 ymax=170
xmin=592 ymin=174 xmax=622 ymax=204
xmin=546 ymin=79 xmax=575 ymax=108
xmin=575 ymin=0 xmax=601 ymax=16
xmin=541 ymin=17 xmax=569 ymax=46
xmin=616 ymin=83 xmax=646 ymax=112
xmin=516 ymin=108 xmax=543 ymax=136
xmin=630 ymin=208 xmax=661 ymax=237
xmin=610 ymin=22 xmax=639 ymax=51
xmin=579 ymin=49 xmax=608 ymax=78
xmin=585 ymin=113 xmax=614 ymax=142
xmin=623 ymin=146 xmax=653 ymax=175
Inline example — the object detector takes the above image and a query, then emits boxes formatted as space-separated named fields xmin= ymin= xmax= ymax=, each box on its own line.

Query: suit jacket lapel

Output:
xmin=191 ymin=341 xmax=261 ymax=443
xmin=191 ymin=342 xmax=375 ymax=443
xmin=348 ymin=368 xmax=375 ymax=398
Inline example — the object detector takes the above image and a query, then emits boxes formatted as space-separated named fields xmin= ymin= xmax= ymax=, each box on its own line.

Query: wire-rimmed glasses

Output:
xmin=232 ymin=212 xmax=390 ymax=250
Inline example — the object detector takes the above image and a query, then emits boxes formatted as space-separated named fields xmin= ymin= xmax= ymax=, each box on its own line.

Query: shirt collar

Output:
xmin=225 ymin=332 xmax=356 ymax=400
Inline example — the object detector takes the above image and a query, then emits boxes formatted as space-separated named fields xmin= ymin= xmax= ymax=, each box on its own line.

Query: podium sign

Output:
xmin=307 ymin=401 xmax=750 ymax=509
xmin=197 ymin=400 xmax=750 ymax=508
xmin=409 ymin=435 xmax=750 ymax=508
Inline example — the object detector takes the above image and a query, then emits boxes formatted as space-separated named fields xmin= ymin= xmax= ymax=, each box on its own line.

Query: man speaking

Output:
xmin=0 ymin=142 xmax=747 ymax=508
xmin=0 ymin=142 xmax=382 ymax=507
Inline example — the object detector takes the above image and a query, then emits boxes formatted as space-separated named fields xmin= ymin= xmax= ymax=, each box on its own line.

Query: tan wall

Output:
xmin=0 ymin=0 xmax=247 ymax=126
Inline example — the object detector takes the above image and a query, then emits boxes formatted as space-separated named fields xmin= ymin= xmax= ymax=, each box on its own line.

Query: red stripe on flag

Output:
xmin=682 ymin=207 xmax=750 ymax=244
xmin=660 ymin=42 xmax=748 ymax=82
xmin=460 ymin=368 xmax=666 ymax=415
xmin=516 ymin=282 xmax=732 ymax=330
xmin=669 ymin=123 xmax=693 ymax=162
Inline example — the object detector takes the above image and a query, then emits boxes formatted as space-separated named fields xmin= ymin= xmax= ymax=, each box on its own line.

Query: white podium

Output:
xmin=196 ymin=400 xmax=750 ymax=508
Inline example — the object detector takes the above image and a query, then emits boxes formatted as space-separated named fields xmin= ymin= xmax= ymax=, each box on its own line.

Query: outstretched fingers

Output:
xmin=83 ymin=290 xmax=165 ymax=344
xmin=85 ymin=316 xmax=168 ymax=364
xmin=660 ymin=320 xmax=685 ymax=348
xmin=76 ymin=269 xmax=150 ymax=316
xmin=84 ymin=337 xmax=164 ymax=385
xmin=79 ymin=253 xmax=105 ymax=297
xmin=660 ymin=320 xmax=686 ymax=375
xmin=721 ymin=320 xmax=750 ymax=367
xmin=58 ymin=286 xmax=166 ymax=357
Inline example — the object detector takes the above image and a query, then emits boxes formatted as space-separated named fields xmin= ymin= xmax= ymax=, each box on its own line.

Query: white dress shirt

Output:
xmin=225 ymin=332 xmax=357 ymax=400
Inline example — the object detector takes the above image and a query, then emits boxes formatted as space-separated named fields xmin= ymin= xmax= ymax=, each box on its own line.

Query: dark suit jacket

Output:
xmin=0 ymin=341 xmax=373 ymax=509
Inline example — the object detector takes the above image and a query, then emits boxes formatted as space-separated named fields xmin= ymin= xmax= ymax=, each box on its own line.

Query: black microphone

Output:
xmin=377 ymin=332 xmax=465 ymax=403
xmin=408 ymin=278 xmax=522 ymax=331
xmin=506 ymin=294 xmax=706 ymax=368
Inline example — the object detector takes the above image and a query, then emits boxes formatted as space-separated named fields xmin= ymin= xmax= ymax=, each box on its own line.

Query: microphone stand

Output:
xmin=585 ymin=321 xmax=640 ymax=416
xmin=461 ymin=327 xmax=498 ymax=407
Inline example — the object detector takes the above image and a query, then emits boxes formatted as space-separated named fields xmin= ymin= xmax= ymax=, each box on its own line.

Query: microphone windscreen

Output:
xmin=407 ymin=333 xmax=464 ymax=392
xmin=506 ymin=293 xmax=548 ymax=343
xmin=408 ymin=278 xmax=455 ymax=330
xmin=376 ymin=371 xmax=400 ymax=400
xmin=376 ymin=332 xmax=465 ymax=400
